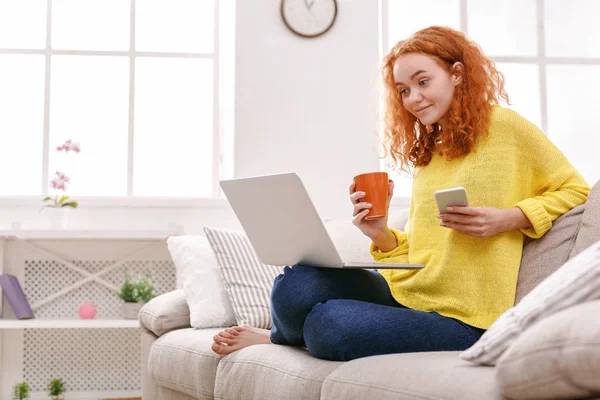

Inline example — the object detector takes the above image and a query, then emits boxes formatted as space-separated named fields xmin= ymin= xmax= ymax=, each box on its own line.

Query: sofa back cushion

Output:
xmin=167 ymin=236 xmax=236 ymax=329
xmin=203 ymin=226 xmax=284 ymax=329
xmin=515 ymin=179 xmax=599 ymax=304
xmin=571 ymin=179 xmax=600 ymax=258
xmin=515 ymin=204 xmax=585 ymax=304
xmin=496 ymin=299 xmax=600 ymax=399
xmin=324 ymin=208 xmax=410 ymax=264
xmin=461 ymin=239 xmax=600 ymax=366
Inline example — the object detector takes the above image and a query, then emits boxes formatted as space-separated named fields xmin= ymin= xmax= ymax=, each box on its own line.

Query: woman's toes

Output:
xmin=219 ymin=336 xmax=234 ymax=345
xmin=233 ymin=326 xmax=244 ymax=332
xmin=222 ymin=326 xmax=239 ymax=336
xmin=213 ymin=333 xmax=232 ymax=343
xmin=211 ymin=342 xmax=226 ymax=355
xmin=222 ymin=329 xmax=237 ymax=338
xmin=219 ymin=331 xmax=235 ymax=340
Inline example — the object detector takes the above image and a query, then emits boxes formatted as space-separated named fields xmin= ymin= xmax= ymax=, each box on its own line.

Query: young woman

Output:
xmin=210 ymin=26 xmax=590 ymax=361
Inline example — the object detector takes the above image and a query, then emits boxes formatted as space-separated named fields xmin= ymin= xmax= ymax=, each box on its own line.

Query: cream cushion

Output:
xmin=496 ymin=299 xmax=600 ymax=399
xmin=461 ymin=240 xmax=600 ymax=365
xmin=203 ymin=226 xmax=284 ymax=329
xmin=148 ymin=328 xmax=224 ymax=399
xmin=215 ymin=344 xmax=342 ymax=400
xmin=321 ymin=351 xmax=501 ymax=400
xmin=139 ymin=289 xmax=191 ymax=337
xmin=571 ymin=179 xmax=600 ymax=257
xmin=167 ymin=236 xmax=236 ymax=329
xmin=324 ymin=208 xmax=410 ymax=264
xmin=515 ymin=203 xmax=585 ymax=304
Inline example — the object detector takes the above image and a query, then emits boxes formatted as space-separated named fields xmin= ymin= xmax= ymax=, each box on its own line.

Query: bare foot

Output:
xmin=211 ymin=326 xmax=272 ymax=355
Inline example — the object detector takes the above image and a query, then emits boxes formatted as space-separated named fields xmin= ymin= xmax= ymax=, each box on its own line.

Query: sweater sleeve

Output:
xmin=512 ymin=118 xmax=590 ymax=239
xmin=369 ymin=228 xmax=409 ymax=263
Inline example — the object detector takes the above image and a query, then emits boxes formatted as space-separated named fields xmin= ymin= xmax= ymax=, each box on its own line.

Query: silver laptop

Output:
xmin=220 ymin=173 xmax=425 ymax=270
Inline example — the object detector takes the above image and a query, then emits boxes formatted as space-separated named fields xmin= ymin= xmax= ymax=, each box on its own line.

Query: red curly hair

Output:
xmin=380 ymin=26 xmax=509 ymax=174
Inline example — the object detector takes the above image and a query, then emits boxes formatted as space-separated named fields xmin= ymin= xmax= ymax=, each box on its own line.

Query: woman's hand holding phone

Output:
xmin=435 ymin=187 xmax=517 ymax=238
xmin=438 ymin=206 xmax=530 ymax=237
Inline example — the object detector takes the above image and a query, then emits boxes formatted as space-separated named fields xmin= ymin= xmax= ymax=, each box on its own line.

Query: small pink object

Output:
xmin=78 ymin=302 xmax=97 ymax=319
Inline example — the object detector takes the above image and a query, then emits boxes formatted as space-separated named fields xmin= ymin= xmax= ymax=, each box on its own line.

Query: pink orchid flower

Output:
xmin=50 ymin=171 xmax=70 ymax=191
xmin=56 ymin=139 xmax=81 ymax=153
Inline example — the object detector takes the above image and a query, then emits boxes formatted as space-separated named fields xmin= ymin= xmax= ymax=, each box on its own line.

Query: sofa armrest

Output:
xmin=139 ymin=289 xmax=190 ymax=336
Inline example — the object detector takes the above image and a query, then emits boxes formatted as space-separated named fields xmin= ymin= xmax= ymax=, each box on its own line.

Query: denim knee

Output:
xmin=270 ymin=265 xmax=330 ymax=346
xmin=303 ymin=301 xmax=351 ymax=361
xmin=271 ymin=265 xmax=323 ymax=317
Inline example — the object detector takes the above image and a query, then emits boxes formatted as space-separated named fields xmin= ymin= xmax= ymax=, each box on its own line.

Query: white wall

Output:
xmin=0 ymin=0 xmax=386 ymax=233
xmin=234 ymin=0 xmax=381 ymax=219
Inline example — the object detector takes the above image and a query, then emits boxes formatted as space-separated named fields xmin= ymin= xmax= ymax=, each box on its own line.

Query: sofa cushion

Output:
xmin=323 ymin=219 xmax=373 ymax=263
xmin=167 ymin=235 xmax=236 ymax=329
xmin=204 ymin=226 xmax=284 ymax=329
xmin=496 ymin=299 xmax=600 ymax=399
xmin=215 ymin=344 xmax=342 ymax=400
xmin=139 ymin=290 xmax=191 ymax=337
xmin=148 ymin=328 xmax=224 ymax=399
xmin=515 ymin=203 xmax=585 ymax=304
xmin=321 ymin=351 xmax=502 ymax=400
xmin=461 ymin=240 xmax=600 ymax=366
xmin=324 ymin=207 xmax=410 ymax=264
xmin=571 ymin=179 xmax=600 ymax=258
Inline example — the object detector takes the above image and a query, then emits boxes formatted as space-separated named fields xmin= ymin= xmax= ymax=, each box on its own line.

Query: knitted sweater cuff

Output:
xmin=514 ymin=198 xmax=553 ymax=239
xmin=370 ymin=228 xmax=409 ymax=262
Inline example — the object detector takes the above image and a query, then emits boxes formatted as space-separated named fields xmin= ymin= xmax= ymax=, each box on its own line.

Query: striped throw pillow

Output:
xmin=203 ymin=226 xmax=284 ymax=329
xmin=460 ymin=240 xmax=600 ymax=365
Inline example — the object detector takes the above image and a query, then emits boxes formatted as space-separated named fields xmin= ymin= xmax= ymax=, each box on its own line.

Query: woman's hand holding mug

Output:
xmin=349 ymin=172 xmax=398 ymax=251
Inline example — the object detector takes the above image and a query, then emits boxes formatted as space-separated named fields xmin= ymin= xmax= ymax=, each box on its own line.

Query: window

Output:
xmin=0 ymin=0 xmax=234 ymax=200
xmin=382 ymin=0 xmax=599 ymax=197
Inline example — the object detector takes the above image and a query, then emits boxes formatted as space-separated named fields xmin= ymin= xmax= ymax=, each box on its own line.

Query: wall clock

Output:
xmin=280 ymin=0 xmax=338 ymax=38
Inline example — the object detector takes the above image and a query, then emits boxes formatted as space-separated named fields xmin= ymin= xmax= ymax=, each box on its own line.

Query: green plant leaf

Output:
xmin=12 ymin=381 xmax=30 ymax=399
xmin=61 ymin=201 xmax=78 ymax=208
xmin=47 ymin=378 xmax=65 ymax=396
xmin=57 ymin=196 xmax=69 ymax=204
xmin=117 ymin=273 xmax=157 ymax=303
xmin=43 ymin=196 xmax=52 ymax=202
xmin=117 ymin=274 xmax=138 ymax=302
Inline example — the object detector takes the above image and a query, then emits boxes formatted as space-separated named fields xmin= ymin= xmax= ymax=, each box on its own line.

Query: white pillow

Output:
xmin=323 ymin=210 xmax=409 ymax=263
xmin=203 ymin=226 xmax=284 ymax=329
xmin=323 ymin=219 xmax=373 ymax=263
xmin=166 ymin=236 xmax=236 ymax=329
xmin=460 ymin=240 xmax=600 ymax=365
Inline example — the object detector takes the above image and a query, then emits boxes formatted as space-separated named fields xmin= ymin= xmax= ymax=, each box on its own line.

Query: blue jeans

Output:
xmin=270 ymin=265 xmax=485 ymax=361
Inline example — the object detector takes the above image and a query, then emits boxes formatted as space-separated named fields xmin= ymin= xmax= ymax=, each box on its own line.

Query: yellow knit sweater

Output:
xmin=371 ymin=106 xmax=590 ymax=329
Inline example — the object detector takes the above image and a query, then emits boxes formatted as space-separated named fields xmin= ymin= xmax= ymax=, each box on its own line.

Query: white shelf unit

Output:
xmin=0 ymin=319 xmax=140 ymax=329
xmin=0 ymin=229 xmax=175 ymax=240
xmin=0 ymin=230 xmax=176 ymax=400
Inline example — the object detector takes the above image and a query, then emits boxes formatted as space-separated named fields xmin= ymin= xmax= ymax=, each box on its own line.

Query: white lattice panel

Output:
xmin=23 ymin=328 xmax=141 ymax=392
xmin=24 ymin=259 xmax=175 ymax=319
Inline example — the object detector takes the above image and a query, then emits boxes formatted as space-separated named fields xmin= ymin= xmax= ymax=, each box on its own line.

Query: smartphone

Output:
xmin=434 ymin=187 xmax=469 ymax=213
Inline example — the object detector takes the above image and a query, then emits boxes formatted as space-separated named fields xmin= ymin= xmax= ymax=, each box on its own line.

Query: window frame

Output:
xmin=380 ymin=0 xmax=600 ymax=199
xmin=0 ymin=0 xmax=232 ymax=206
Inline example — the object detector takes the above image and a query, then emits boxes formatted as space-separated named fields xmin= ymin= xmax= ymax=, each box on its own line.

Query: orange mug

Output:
xmin=353 ymin=172 xmax=389 ymax=220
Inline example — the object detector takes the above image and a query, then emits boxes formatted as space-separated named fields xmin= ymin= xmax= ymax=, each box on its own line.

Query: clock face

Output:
xmin=280 ymin=0 xmax=338 ymax=38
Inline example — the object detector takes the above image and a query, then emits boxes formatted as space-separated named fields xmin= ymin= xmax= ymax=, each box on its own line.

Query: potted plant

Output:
xmin=12 ymin=382 xmax=29 ymax=400
xmin=47 ymin=378 xmax=65 ymax=400
xmin=117 ymin=272 xmax=157 ymax=319
xmin=40 ymin=139 xmax=81 ymax=229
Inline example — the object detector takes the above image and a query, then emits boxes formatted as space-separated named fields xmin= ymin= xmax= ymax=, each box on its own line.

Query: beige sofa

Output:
xmin=139 ymin=180 xmax=600 ymax=400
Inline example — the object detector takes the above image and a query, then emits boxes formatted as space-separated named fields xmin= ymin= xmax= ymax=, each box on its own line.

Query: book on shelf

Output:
xmin=0 ymin=274 xmax=34 ymax=319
